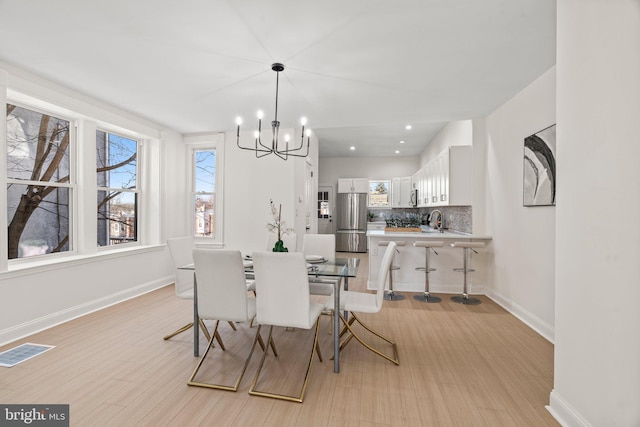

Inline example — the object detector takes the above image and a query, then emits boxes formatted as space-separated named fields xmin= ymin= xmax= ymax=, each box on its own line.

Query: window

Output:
xmin=6 ymin=104 xmax=72 ymax=259
xmin=192 ymin=149 xmax=215 ymax=237
xmin=96 ymin=131 xmax=138 ymax=246
xmin=368 ymin=180 xmax=391 ymax=207
xmin=317 ymin=191 xmax=330 ymax=218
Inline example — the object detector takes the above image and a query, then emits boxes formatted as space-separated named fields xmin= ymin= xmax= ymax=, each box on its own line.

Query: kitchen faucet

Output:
xmin=430 ymin=209 xmax=444 ymax=232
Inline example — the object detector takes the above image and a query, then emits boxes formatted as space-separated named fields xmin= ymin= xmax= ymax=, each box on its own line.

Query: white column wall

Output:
xmin=549 ymin=1 xmax=640 ymax=425
xmin=479 ymin=68 xmax=556 ymax=342
xmin=222 ymin=129 xmax=300 ymax=254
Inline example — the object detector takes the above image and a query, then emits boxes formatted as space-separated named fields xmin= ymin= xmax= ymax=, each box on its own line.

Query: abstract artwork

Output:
xmin=523 ymin=124 xmax=556 ymax=206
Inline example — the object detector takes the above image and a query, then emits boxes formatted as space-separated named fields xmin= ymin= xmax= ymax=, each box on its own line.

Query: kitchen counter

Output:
xmin=366 ymin=229 xmax=492 ymax=293
xmin=366 ymin=229 xmax=493 ymax=240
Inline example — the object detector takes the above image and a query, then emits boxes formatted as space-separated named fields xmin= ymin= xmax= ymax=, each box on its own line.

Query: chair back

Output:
xmin=266 ymin=232 xmax=297 ymax=252
xmin=302 ymin=234 xmax=335 ymax=260
xmin=252 ymin=251 xmax=312 ymax=329
xmin=167 ymin=236 xmax=195 ymax=297
xmin=375 ymin=241 xmax=397 ymax=309
xmin=193 ymin=249 xmax=253 ymax=322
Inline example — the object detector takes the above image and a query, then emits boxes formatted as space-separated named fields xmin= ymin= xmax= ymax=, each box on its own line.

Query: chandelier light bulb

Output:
xmin=236 ymin=117 xmax=243 ymax=126
xmin=284 ymin=134 xmax=291 ymax=143
xmin=300 ymin=117 xmax=307 ymax=126
xmin=306 ymin=129 xmax=312 ymax=137
xmin=254 ymin=130 xmax=260 ymax=138
xmin=257 ymin=110 xmax=264 ymax=119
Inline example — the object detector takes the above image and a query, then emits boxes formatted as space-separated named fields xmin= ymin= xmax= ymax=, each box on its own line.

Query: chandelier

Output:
xmin=236 ymin=63 xmax=311 ymax=160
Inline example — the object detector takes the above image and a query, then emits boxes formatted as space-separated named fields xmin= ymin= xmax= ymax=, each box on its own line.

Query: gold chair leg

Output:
xmin=198 ymin=318 xmax=212 ymax=342
xmin=227 ymin=321 xmax=237 ymax=331
xmin=249 ymin=321 xmax=321 ymax=403
xmin=257 ymin=333 xmax=278 ymax=356
xmin=187 ymin=322 xmax=262 ymax=392
xmin=163 ymin=322 xmax=193 ymax=340
xmin=334 ymin=312 xmax=399 ymax=366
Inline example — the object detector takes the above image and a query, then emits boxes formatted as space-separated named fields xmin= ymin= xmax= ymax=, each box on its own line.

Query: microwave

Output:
xmin=410 ymin=189 xmax=418 ymax=207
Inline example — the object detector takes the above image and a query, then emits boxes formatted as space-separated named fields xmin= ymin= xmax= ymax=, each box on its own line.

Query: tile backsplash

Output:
xmin=368 ymin=206 xmax=472 ymax=233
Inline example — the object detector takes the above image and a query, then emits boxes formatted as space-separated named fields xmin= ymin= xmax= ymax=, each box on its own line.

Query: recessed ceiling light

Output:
xmin=350 ymin=146 xmax=355 ymax=150
xmin=405 ymin=125 xmax=412 ymax=130
xmin=400 ymin=140 xmax=405 ymax=144
xmin=395 ymin=150 xmax=400 ymax=154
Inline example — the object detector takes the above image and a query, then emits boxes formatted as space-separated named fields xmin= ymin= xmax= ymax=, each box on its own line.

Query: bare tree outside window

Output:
xmin=193 ymin=149 xmax=215 ymax=237
xmin=368 ymin=180 xmax=390 ymax=207
xmin=6 ymin=104 xmax=71 ymax=259
xmin=96 ymin=131 xmax=138 ymax=246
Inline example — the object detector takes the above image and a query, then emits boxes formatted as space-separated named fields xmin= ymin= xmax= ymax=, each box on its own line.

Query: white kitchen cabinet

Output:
xmin=412 ymin=145 xmax=472 ymax=207
xmin=366 ymin=221 xmax=386 ymax=231
xmin=338 ymin=178 xmax=368 ymax=193
xmin=418 ymin=167 xmax=427 ymax=207
xmin=391 ymin=176 xmax=411 ymax=207
xmin=446 ymin=145 xmax=472 ymax=205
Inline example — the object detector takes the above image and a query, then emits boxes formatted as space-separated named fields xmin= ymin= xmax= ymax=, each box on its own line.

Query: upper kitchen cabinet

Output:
xmin=391 ymin=176 xmax=412 ymax=207
xmin=338 ymin=178 xmax=369 ymax=193
xmin=435 ymin=145 xmax=472 ymax=206
xmin=415 ymin=146 xmax=472 ymax=207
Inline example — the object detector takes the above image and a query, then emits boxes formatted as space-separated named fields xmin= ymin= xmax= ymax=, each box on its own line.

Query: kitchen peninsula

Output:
xmin=367 ymin=229 xmax=492 ymax=295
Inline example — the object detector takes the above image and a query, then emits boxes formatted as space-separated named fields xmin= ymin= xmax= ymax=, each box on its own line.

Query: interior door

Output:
xmin=317 ymin=185 xmax=334 ymax=234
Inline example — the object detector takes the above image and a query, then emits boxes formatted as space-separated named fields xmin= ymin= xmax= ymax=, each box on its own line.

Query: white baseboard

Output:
xmin=547 ymin=389 xmax=593 ymax=427
xmin=0 ymin=276 xmax=172 ymax=347
xmin=485 ymin=288 xmax=554 ymax=343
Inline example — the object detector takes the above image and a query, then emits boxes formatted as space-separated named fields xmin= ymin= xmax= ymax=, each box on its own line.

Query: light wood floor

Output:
xmin=0 ymin=253 xmax=558 ymax=426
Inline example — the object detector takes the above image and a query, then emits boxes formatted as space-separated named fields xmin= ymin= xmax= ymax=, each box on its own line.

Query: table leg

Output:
xmin=193 ymin=273 xmax=199 ymax=357
xmin=333 ymin=278 xmax=340 ymax=373
xmin=343 ymin=277 xmax=349 ymax=321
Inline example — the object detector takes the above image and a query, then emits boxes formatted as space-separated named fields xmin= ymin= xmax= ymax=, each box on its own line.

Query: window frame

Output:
xmin=185 ymin=134 xmax=224 ymax=246
xmin=367 ymin=179 xmax=392 ymax=208
xmin=2 ymin=86 xmax=160 ymax=272
xmin=5 ymin=100 xmax=77 ymax=262
xmin=95 ymin=128 xmax=141 ymax=249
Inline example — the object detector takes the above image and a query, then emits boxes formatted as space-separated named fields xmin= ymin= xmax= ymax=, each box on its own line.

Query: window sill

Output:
xmin=3 ymin=245 xmax=165 ymax=278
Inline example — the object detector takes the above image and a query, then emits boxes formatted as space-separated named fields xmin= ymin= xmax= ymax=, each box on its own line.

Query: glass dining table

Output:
xmin=180 ymin=256 xmax=360 ymax=374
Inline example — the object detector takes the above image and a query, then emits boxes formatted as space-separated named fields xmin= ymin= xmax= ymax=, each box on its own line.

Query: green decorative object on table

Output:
xmin=267 ymin=199 xmax=293 ymax=252
xmin=272 ymin=239 xmax=288 ymax=252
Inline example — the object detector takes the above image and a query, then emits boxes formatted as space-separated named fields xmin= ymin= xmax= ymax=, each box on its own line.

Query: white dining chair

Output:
xmin=249 ymin=251 xmax=325 ymax=403
xmin=165 ymin=237 xmax=213 ymax=342
xmin=302 ymin=233 xmax=335 ymax=260
xmin=302 ymin=234 xmax=336 ymax=296
xmin=327 ymin=241 xmax=400 ymax=365
xmin=188 ymin=249 xmax=277 ymax=392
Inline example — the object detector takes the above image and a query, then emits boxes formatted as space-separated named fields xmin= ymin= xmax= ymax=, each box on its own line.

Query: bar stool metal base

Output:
xmin=413 ymin=293 xmax=441 ymax=303
xmin=384 ymin=291 xmax=405 ymax=301
xmin=451 ymin=295 xmax=481 ymax=305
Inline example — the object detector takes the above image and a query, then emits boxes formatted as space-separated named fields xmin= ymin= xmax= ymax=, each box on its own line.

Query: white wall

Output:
xmin=478 ymin=67 xmax=556 ymax=342
xmin=419 ymin=120 xmax=472 ymax=168
xmin=318 ymin=156 xmax=419 ymax=187
xmin=222 ymin=127 xmax=317 ymax=254
xmin=549 ymin=1 xmax=640 ymax=426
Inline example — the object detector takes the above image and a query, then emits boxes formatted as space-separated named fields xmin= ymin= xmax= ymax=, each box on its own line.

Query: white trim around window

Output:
xmin=184 ymin=133 xmax=225 ymax=246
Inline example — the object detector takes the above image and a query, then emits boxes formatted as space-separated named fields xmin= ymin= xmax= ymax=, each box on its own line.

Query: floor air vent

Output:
xmin=0 ymin=343 xmax=55 ymax=367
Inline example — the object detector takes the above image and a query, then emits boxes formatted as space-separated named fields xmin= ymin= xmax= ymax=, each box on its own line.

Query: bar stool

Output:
xmin=378 ymin=240 xmax=406 ymax=301
xmin=413 ymin=241 xmax=444 ymax=303
xmin=450 ymin=241 xmax=485 ymax=305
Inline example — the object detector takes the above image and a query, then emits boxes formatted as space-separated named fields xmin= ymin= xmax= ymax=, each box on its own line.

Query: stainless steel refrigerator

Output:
xmin=336 ymin=192 xmax=368 ymax=252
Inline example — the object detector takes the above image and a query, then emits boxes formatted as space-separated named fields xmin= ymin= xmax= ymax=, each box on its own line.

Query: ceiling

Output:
xmin=0 ymin=0 xmax=556 ymax=158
